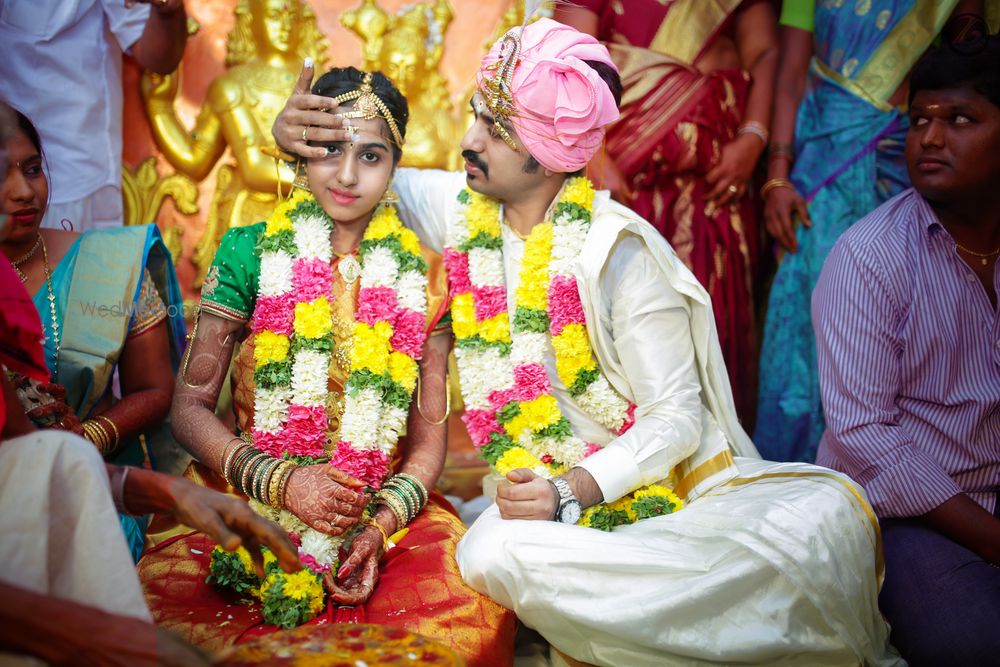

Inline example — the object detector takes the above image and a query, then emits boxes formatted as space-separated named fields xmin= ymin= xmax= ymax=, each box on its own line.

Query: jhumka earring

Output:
xmin=291 ymin=158 xmax=310 ymax=191
xmin=380 ymin=176 xmax=399 ymax=204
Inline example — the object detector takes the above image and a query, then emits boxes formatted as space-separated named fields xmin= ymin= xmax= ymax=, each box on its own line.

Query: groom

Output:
xmin=273 ymin=18 xmax=899 ymax=666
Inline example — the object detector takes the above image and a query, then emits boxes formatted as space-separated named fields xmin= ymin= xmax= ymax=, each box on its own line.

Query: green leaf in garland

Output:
xmin=460 ymin=231 xmax=503 ymax=252
xmin=258 ymin=229 xmax=298 ymax=255
xmin=207 ymin=549 xmax=259 ymax=594
xmin=587 ymin=506 xmax=630 ymax=532
xmin=537 ymin=418 xmax=573 ymax=440
xmin=553 ymin=201 xmax=591 ymax=223
xmin=496 ymin=401 xmax=521 ymax=425
xmin=291 ymin=333 xmax=334 ymax=354
xmin=254 ymin=360 xmax=292 ymax=389
xmin=480 ymin=433 xmax=515 ymax=465
xmin=454 ymin=335 xmax=511 ymax=355
xmin=632 ymin=495 xmax=679 ymax=521
xmin=567 ymin=366 xmax=601 ymax=397
xmin=292 ymin=197 xmax=331 ymax=223
xmin=512 ymin=307 xmax=550 ymax=334
xmin=457 ymin=189 xmax=471 ymax=205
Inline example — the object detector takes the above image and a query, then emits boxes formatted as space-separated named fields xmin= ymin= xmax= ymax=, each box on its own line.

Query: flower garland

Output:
xmin=444 ymin=177 xmax=682 ymax=530
xmin=209 ymin=189 xmax=429 ymax=626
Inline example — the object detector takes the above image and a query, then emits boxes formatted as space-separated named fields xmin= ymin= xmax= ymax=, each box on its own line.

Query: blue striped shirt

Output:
xmin=814 ymin=189 xmax=1000 ymax=518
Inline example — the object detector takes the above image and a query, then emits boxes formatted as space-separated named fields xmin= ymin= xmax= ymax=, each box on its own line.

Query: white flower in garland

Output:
xmin=259 ymin=251 xmax=294 ymax=297
xmin=254 ymin=386 xmax=293 ymax=432
xmin=359 ymin=245 xmax=399 ymax=288
xmin=291 ymin=350 xmax=328 ymax=407
xmin=468 ymin=247 xmax=506 ymax=286
xmin=338 ymin=387 xmax=383 ymax=450
xmin=396 ymin=269 xmax=428 ymax=313
xmin=294 ymin=215 xmax=334 ymax=262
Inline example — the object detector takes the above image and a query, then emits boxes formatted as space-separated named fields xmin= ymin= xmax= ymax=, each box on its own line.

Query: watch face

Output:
xmin=559 ymin=500 xmax=582 ymax=525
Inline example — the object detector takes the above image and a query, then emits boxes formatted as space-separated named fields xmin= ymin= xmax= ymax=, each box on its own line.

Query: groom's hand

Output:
xmin=496 ymin=468 xmax=559 ymax=521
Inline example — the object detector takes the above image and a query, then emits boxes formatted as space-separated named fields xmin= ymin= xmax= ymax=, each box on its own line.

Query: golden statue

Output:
xmin=342 ymin=0 xmax=463 ymax=170
xmin=121 ymin=157 xmax=198 ymax=264
xmin=141 ymin=0 xmax=328 ymax=287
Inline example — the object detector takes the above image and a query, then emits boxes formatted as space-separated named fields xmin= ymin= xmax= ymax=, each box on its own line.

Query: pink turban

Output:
xmin=478 ymin=18 xmax=620 ymax=173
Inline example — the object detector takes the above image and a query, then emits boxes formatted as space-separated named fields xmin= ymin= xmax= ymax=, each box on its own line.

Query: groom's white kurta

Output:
xmin=394 ymin=168 xmax=900 ymax=666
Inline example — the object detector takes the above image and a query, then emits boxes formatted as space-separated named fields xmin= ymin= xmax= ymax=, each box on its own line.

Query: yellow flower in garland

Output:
xmin=235 ymin=545 xmax=256 ymax=574
xmin=365 ymin=206 xmax=397 ymax=239
xmin=634 ymin=484 xmax=684 ymax=511
xmin=609 ymin=495 xmax=638 ymax=522
xmin=478 ymin=312 xmax=511 ymax=343
xmin=350 ymin=321 xmax=392 ymax=374
xmin=496 ymin=447 xmax=544 ymax=476
xmin=467 ymin=193 xmax=502 ymax=237
xmin=504 ymin=394 xmax=561 ymax=437
xmin=388 ymin=351 xmax=418 ymax=392
xmin=268 ymin=189 xmax=309 ymax=234
xmin=516 ymin=223 xmax=553 ymax=311
xmin=553 ymin=324 xmax=595 ymax=387
xmin=254 ymin=330 xmax=290 ymax=368
xmin=294 ymin=296 xmax=333 ymax=339
xmin=398 ymin=228 xmax=422 ymax=256
xmin=562 ymin=177 xmax=595 ymax=210
xmin=281 ymin=569 xmax=325 ymax=606
xmin=451 ymin=293 xmax=478 ymax=340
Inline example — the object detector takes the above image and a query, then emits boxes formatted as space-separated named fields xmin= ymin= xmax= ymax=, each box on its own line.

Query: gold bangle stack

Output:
xmin=222 ymin=439 xmax=298 ymax=508
xmin=95 ymin=415 xmax=120 ymax=449
xmin=374 ymin=473 xmax=429 ymax=528
xmin=82 ymin=419 xmax=113 ymax=454
xmin=760 ymin=178 xmax=795 ymax=200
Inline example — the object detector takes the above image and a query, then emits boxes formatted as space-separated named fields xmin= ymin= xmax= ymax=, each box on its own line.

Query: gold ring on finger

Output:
xmin=301 ymin=126 xmax=309 ymax=142
xmin=727 ymin=184 xmax=739 ymax=194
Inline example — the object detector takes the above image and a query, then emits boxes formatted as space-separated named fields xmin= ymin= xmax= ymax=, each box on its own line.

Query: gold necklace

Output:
xmin=955 ymin=241 xmax=1000 ymax=267
xmin=10 ymin=233 xmax=41 ymax=283
xmin=39 ymin=235 xmax=60 ymax=377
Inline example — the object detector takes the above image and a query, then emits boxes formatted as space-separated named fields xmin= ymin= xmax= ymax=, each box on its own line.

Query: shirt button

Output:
xmin=966 ymin=274 xmax=976 ymax=282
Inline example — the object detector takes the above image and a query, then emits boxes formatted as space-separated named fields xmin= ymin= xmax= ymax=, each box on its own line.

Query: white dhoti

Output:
xmin=458 ymin=458 xmax=901 ymax=666
xmin=0 ymin=431 xmax=150 ymax=620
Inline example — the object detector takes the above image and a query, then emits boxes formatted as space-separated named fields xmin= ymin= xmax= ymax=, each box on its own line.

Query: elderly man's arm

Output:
xmin=129 ymin=0 xmax=188 ymax=75
xmin=814 ymin=235 xmax=1000 ymax=563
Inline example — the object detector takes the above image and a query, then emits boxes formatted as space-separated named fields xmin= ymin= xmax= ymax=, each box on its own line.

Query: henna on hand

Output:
xmin=282 ymin=464 xmax=369 ymax=536
xmin=326 ymin=526 xmax=382 ymax=605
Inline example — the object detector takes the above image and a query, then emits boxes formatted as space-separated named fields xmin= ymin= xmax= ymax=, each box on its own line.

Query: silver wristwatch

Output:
xmin=551 ymin=477 xmax=582 ymax=524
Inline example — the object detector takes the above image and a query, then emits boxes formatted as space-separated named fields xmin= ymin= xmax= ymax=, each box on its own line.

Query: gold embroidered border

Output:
xmin=648 ymin=0 xmax=743 ymax=64
xmin=200 ymin=300 xmax=248 ymax=323
xmin=674 ymin=448 xmax=737 ymax=501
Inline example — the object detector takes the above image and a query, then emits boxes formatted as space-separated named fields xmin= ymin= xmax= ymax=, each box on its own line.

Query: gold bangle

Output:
xmin=83 ymin=419 xmax=111 ymax=454
xmin=221 ymin=439 xmax=247 ymax=480
xmin=274 ymin=462 xmax=296 ymax=509
xmin=416 ymin=373 xmax=451 ymax=425
xmin=760 ymin=178 xmax=795 ymax=200
xmin=394 ymin=472 xmax=429 ymax=505
xmin=376 ymin=489 xmax=409 ymax=527
xmin=367 ymin=519 xmax=390 ymax=553
xmin=94 ymin=415 xmax=120 ymax=450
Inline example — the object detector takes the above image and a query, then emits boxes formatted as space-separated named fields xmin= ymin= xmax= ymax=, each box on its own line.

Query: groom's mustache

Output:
xmin=462 ymin=150 xmax=489 ymax=177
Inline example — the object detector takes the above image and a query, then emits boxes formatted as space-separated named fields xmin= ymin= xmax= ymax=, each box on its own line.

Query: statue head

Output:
xmin=227 ymin=0 xmax=328 ymax=68
xmin=380 ymin=26 xmax=425 ymax=97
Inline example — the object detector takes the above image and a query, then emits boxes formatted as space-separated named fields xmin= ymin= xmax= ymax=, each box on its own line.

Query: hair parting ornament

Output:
xmin=327 ymin=72 xmax=405 ymax=148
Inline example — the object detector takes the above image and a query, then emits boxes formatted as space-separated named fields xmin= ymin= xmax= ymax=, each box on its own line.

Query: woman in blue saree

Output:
xmin=1 ymin=107 xmax=186 ymax=559
xmin=754 ymin=0 xmax=983 ymax=462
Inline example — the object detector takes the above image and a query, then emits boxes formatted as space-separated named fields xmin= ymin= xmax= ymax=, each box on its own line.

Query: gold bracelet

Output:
xmin=221 ymin=439 xmax=247 ymax=481
xmin=367 ymin=519 xmax=390 ymax=554
xmin=267 ymin=460 xmax=286 ymax=508
xmin=760 ymin=178 xmax=795 ymax=200
xmin=94 ymin=415 xmax=120 ymax=450
xmin=376 ymin=489 xmax=409 ymax=527
xmin=394 ymin=473 xmax=429 ymax=506
xmin=416 ymin=373 xmax=451 ymax=425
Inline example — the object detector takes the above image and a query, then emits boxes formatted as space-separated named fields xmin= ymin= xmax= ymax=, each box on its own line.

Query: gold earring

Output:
xmin=291 ymin=159 xmax=310 ymax=191
xmin=380 ymin=176 xmax=399 ymax=204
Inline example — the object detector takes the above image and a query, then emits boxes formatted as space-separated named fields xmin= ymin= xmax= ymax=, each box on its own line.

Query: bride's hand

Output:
xmin=283 ymin=464 xmax=369 ymax=535
xmin=271 ymin=59 xmax=354 ymax=159
xmin=325 ymin=522 xmax=384 ymax=605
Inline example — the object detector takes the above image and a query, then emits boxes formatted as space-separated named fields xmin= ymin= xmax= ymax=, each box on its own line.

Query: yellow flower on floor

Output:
xmin=609 ymin=495 xmax=638 ymax=523
xmin=634 ymin=484 xmax=684 ymax=510
xmin=254 ymin=330 xmax=290 ymax=368
xmin=281 ymin=569 xmax=325 ymax=603
xmin=294 ymin=296 xmax=333 ymax=339
xmin=388 ymin=351 xmax=418 ymax=392
xmin=504 ymin=395 xmax=561 ymax=437
xmin=496 ymin=447 xmax=544 ymax=476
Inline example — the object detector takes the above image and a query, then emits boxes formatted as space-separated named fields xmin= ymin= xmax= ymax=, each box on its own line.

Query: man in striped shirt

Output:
xmin=814 ymin=35 xmax=1000 ymax=665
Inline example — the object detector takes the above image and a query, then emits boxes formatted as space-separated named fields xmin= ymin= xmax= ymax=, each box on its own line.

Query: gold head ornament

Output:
xmin=328 ymin=72 xmax=405 ymax=148
xmin=479 ymin=31 xmax=521 ymax=150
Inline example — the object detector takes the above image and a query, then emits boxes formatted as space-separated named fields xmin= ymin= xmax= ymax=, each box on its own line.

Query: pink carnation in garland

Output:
xmin=329 ymin=441 xmax=390 ymax=488
xmin=488 ymin=387 xmax=519 ymax=412
xmin=615 ymin=403 xmax=637 ymax=435
xmin=390 ymin=309 xmax=426 ymax=358
xmin=281 ymin=405 xmax=328 ymax=458
xmin=442 ymin=248 xmax=471 ymax=296
xmin=356 ymin=287 xmax=399 ymax=325
xmin=462 ymin=408 xmax=503 ymax=447
xmin=512 ymin=363 xmax=551 ymax=402
xmin=252 ymin=429 xmax=287 ymax=458
xmin=251 ymin=295 xmax=295 ymax=335
xmin=291 ymin=258 xmax=334 ymax=302
xmin=472 ymin=285 xmax=507 ymax=322
xmin=299 ymin=552 xmax=331 ymax=574
xmin=547 ymin=274 xmax=586 ymax=336
xmin=583 ymin=443 xmax=603 ymax=458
